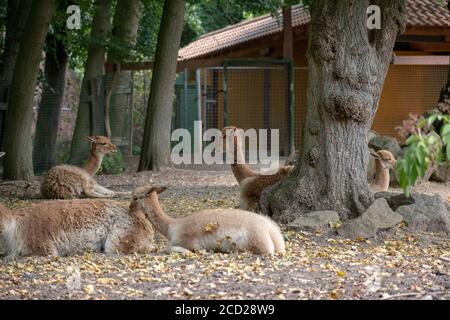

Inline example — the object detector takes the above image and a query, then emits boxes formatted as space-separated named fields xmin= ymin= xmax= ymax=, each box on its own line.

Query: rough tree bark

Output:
xmin=69 ymin=0 xmax=112 ymax=164
xmin=106 ymin=0 xmax=142 ymax=146
xmin=33 ymin=34 xmax=69 ymax=174
xmin=261 ymin=0 xmax=406 ymax=223
xmin=0 ymin=0 xmax=32 ymax=102
xmin=139 ymin=0 xmax=186 ymax=171
xmin=2 ymin=0 xmax=56 ymax=180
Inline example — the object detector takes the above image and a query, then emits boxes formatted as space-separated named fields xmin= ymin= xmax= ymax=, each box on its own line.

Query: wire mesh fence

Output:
xmin=0 ymin=61 xmax=447 ymax=175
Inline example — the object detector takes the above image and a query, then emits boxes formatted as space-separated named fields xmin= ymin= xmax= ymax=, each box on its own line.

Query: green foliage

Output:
xmin=395 ymin=114 xmax=450 ymax=197
xmin=99 ymin=149 xmax=127 ymax=175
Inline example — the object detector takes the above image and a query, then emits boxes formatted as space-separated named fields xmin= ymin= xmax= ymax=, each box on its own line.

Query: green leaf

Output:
xmin=426 ymin=114 xmax=438 ymax=126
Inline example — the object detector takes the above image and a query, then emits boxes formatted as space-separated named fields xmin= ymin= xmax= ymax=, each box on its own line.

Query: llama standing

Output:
xmin=0 ymin=198 xmax=154 ymax=258
xmin=222 ymin=127 xmax=294 ymax=211
xmin=41 ymin=136 xmax=129 ymax=199
xmin=131 ymin=185 xmax=285 ymax=255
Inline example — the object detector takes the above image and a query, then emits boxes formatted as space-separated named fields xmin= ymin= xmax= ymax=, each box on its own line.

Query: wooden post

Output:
xmin=283 ymin=5 xmax=294 ymax=155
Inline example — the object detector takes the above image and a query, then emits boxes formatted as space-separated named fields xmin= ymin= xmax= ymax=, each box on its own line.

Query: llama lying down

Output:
xmin=41 ymin=136 xmax=130 ymax=199
xmin=131 ymin=186 xmax=286 ymax=255
xmin=0 ymin=199 xmax=155 ymax=258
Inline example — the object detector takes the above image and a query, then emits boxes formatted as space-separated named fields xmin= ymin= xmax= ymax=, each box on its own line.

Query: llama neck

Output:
xmin=142 ymin=194 xmax=175 ymax=237
xmin=83 ymin=150 xmax=104 ymax=176
xmin=0 ymin=204 xmax=13 ymax=232
xmin=230 ymin=138 xmax=256 ymax=184
xmin=372 ymin=160 xmax=390 ymax=191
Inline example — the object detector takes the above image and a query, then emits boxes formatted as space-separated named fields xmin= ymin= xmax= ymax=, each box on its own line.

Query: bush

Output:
xmin=99 ymin=149 xmax=127 ymax=175
xmin=395 ymin=114 xmax=450 ymax=197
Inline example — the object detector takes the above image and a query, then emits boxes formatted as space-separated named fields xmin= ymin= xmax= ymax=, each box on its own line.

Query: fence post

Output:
xmin=223 ymin=62 xmax=228 ymax=127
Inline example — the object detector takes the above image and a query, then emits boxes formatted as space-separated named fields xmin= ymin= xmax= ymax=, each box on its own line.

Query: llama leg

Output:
xmin=83 ymin=188 xmax=111 ymax=198
xmin=167 ymin=246 xmax=193 ymax=255
xmin=268 ymin=228 xmax=286 ymax=254
xmin=250 ymin=231 xmax=275 ymax=255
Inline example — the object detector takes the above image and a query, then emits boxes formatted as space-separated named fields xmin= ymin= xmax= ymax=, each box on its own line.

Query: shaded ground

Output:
xmin=0 ymin=167 xmax=449 ymax=300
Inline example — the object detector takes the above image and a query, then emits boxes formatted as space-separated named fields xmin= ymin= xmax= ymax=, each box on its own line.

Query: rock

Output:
xmin=287 ymin=211 xmax=340 ymax=232
xmin=376 ymin=191 xmax=450 ymax=234
xmin=337 ymin=198 xmax=403 ymax=239
xmin=367 ymin=130 xmax=378 ymax=144
xmin=430 ymin=164 xmax=450 ymax=183
xmin=369 ymin=135 xmax=403 ymax=159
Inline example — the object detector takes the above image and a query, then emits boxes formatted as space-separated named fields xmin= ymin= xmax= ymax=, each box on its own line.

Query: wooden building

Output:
xmin=174 ymin=0 xmax=450 ymax=154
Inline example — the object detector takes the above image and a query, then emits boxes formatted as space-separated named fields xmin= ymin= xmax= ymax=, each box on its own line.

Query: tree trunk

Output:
xmin=139 ymin=0 xmax=186 ymax=171
xmin=69 ymin=0 xmax=112 ymax=164
xmin=33 ymin=34 xmax=68 ymax=174
xmin=261 ymin=0 xmax=406 ymax=223
xmin=0 ymin=0 xmax=32 ymax=102
xmin=106 ymin=0 xmax=142 ymax=148
xmin=2 ymin=0 xmax=55 ymax=180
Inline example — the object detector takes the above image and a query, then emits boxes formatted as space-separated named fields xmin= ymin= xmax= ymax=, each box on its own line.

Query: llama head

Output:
xmin=130 ymin=185 xmax=167 ymax=213
xmin=221 ymin=126 xmax=244 ymax=156
xmin=370 ymin=150 xmax=396 ymax=169
xmin=86 ymin=136 xmax=117 ymax=156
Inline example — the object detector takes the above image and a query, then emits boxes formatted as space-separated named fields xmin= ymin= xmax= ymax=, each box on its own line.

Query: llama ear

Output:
xmin=370 ymin=151 xmax=379 ymax=159
xmin=0 ymin=151 xmax=5 ymax=158
xmin=85 ymin=136 xmax=96 ymax=143
xmin=147 ymin=186 xmax=167 ymax=195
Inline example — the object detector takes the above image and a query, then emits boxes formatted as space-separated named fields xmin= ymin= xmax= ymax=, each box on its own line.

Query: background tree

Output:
xmin=2 ymin=0 xmax=55 ymax=180
xmin=106 ymin=0 xmax=142 ymax=142
xmin=32 ymin=0 xmax=77 ymax=174
xmin=139 ymin=0 xmax=186 ymax=171
xmin=0 ymin=0 xmax=32 ymax=104
xmin=261 ymin=0 xmax=406 ymax=222
xmin=69 ymin=0 xmax=112 ymax=165
xmin=32 ymin=33 xmax=68 ymax=174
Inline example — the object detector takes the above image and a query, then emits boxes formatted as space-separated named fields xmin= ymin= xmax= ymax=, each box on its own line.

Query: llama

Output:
xmin=41 ymin=136 xmax=130 ymax=199
xmin=369 ymin=150 xmax=396 ymax=193
xmin=0 ymin=199 xmax=154 ymax=258
xmin=221 ymin=126 xmax=294 ymax=211
xmin=131 ymin=185 xmax=286 ymax=255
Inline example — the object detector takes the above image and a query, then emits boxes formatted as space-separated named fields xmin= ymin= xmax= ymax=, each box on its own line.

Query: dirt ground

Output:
xmin=0 ymin=167 xmax=449 ymax=300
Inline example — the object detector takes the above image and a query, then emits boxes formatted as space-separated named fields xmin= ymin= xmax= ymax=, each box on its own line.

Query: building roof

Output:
xmin=179 ymin=0 xmax=450 ymax=61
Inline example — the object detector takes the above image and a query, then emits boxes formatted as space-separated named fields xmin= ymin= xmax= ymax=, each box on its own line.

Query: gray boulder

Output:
xmin=337 ymin=198 xmax=403 ymax=239
xmin=369 ymin=135 xmax=403 ymax=159
xmin=430 ymin=164 xmax=450 ymax=183
xmin=376 ymin=192 xmax=450 ymax=234
xmin=287 ymin=211 xmax=340 ymax=232
xmin=367 ymin=130 xmax=378 ymax=144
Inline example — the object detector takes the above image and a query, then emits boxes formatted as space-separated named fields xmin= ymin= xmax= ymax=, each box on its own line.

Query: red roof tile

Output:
xmin=179 ymin=0 xmax=450 ymax=61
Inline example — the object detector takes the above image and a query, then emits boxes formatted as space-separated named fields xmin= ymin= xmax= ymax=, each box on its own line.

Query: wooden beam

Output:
xmin=404 ymin=26 xmax=450 ymax=36
xmin=410 ymin=42 xmax=450 ymax=52
xmin=393 ymin=55 xmax=449 ymax=65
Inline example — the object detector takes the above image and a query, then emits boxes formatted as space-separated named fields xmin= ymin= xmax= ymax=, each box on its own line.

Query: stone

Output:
xmin=287 ymin=210 xmax=340 ymax=232
xmin=376 ymin=191 xmax=450 ymax=234
xmin=369 ymin=135 xmax=403 ymax=159
xmin=337 ymin=198 xmax=403 ymax=239
xmin=430 ymin=164 xmax=450 ymax=183
xmin=367 ymin=130 xmax=378 ymax=144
